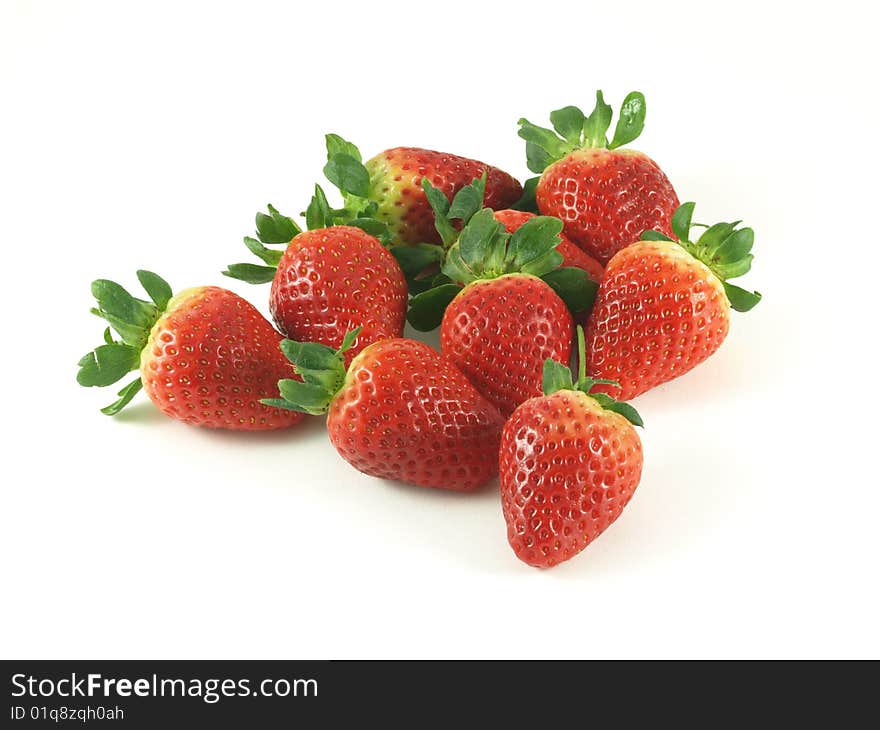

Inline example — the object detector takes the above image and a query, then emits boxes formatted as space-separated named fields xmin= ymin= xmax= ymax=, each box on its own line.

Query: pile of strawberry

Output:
xmin=78 ymin=91 xmax=760 ymax=569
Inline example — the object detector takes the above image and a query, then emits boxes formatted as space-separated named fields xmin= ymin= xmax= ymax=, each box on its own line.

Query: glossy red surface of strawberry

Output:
xmin=537 ymin=148 xmax=679 ymax=265
xmin=141 ymin=286 xmax=303 ymax=430
xmin=366 ymin=147 xmax=522 ymax=245
xmin=327 ymin=339 xmax=504 ymax=490
xmin=441 ymin=275 xmax=573 ymax=418
xmin=500 ymin=390 xmax=643 ymax=568
xmin=585 ymin=240 xmax=730 ymax=400
xmin=493 ymin=209 xmax=604 ymax=282
xmin=270 ymin=226 xmax=407 ymax=364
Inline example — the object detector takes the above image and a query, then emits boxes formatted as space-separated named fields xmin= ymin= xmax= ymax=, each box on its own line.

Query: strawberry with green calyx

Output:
xmin=405 ymin=178 xmax=599 ymax=329
xmin=397 ymin=174 xmax=604 ymax=290
xmin=500 ymin=325 xmax=644 ymax=568
xmin=77 ymin=271 xmax=303 ymax=430
xmin=518 ymin=90 xmax=680 ymax=265
xmin=586 ymin=202 xmax=761 ymax=401
xmin=264 ymin=329 xmax=505 ymax=491
xmin=493 ymin=209 xmax=604 ymax=283
xmin=223 ymin=193 xmax=407 ymax=365
xmin=421 ymin=209 xmax=576 ymax=418
xmin=319 ymin=133 xmax=522 ymax=246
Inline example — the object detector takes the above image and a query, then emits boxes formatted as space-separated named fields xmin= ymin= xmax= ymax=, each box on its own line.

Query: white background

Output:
xmin=1 ymin=0 xmax=877 ymax=659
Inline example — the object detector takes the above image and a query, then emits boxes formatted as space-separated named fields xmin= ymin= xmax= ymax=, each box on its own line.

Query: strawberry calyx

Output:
xmin=262 ymin=328 xmax=362 ymax=416
xmin=542 ymin=326 xmax=643 ymax=427
xmin=223 ymin=204 xmax=299 ymax=284
xmin=77 ymin=270 xmax=174 ymax=415
xmin=222 ymin=188 xmax=394 ymax=284
xmin=407 ymin=207 xmax=585 ymax=332
xmin=404 ymin=176 xmax=597 ymax=331
xmin=642 ymin=202 xmax=762 ymax=312
xmin=442 ymin=209 xmax=563 ymax=284
xmin=517 ymin=90 xmax=647 ymax=174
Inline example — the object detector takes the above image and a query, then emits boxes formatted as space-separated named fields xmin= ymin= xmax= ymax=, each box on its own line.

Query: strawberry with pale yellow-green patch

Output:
xmin=585 ymin=203 xmax=762 ymax=400
xmin=320 ymin=134 xmax=522 ymax=246
xmin=77 ymin=271 xmax=303 ymax=430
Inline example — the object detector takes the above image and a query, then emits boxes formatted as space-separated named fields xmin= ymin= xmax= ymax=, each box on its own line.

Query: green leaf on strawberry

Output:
xmin=421 ymin=174 xmax=489 ymax=250
xmin=243 ymin=236 xmax=284 ymax=266
xmin=723 ymin=282 xmax=762 ymax=312
xmin=89 ymin=278 xmax=159 ymax=349
xmin=321 ymin=133 xmax=375 ymax=213
xmin=511 ymin=176 xmax=540 ymax=213
xmin=609 ymin=92 xmax=646 ymax=149
xmin=406 ymin=283 xmax=462 ymax=332
xmin=325 ymin=133 xmax=362 ymax=162
xmin=222 ymin=262 xmax=278 ymax=284
xmin=446 ymin=172 xmax=486 ymax=224
xmin=99 ymin=377 xmax=144 ymax=416
xmin=550 ymin=105 xmax=587 ymax=144
xmin=583 ymin=91 xmax=612 ymax=147
xmin=323 ymin=152 xmax=370 ymax=199
xmin=305 ymin=185 xmax=334 ymax=230
xmin=136 ymin=270 xmax=173 ymax=310
xmin=77 ymin=343 xmax=142 ymax=388
xmin=391 ymin=243 xmax=446 ymax=294
xmin=256 ymin=203 xmax=301 ymax=243
xmin=541 ymin=267 xmax=598 ymax=314
xmin=224 ymin=204 xmax=301 ymax=283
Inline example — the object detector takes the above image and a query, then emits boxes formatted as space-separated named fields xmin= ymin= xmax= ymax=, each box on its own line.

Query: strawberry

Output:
xmin=493 ymin=209 xmax=604 ymax=282
xmin=585 ymin=202 xmax=761 ymax=400
xmin=265 ymin=330 xmax=505 ymax=491
xmin=518 ymin=90 xmax=679 ymax=264
xmin=500 ymin=326 xmax=644 ymax=568
xmin=223 ymin=196 xmax=407 ymax=365
xmin=399 ymin=205 xmax=576 ymax=418
xmin=319 ymin=133 xmax=522 ymax=245
xmin=77 ymin=271 xmax=303 ymax=430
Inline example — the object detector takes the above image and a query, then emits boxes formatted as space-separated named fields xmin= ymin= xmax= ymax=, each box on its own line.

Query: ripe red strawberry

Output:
xmin=416 ymin=208 xmax=574 ymax=418
xmin=77 ymin=271 xmax=303 ymax=430
xmin=586 ymin=202 xmax=762 ymax=400
xmin=265 ymin=330 xmax=505 ymax=491
xmin=518 ymin=91 xmax=679 ymax=264
xmin=223 ymin=200 xmax=407 ymax=365
xmin=493 ymin=209 xmax=604 ymax=282
xmin=320 ymin=133 xmax=522 ymax=245
xmin=501 ymin=327 xmax=644 ymax=568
